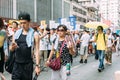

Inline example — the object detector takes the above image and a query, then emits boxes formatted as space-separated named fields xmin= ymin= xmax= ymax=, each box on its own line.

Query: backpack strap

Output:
xmin=59 ymin=40 xmax=66 ymax=57
xmin=103 ymin=33 xmax=106 ymax=45
xmin=96 ymin=33 xmax=98 ymax=40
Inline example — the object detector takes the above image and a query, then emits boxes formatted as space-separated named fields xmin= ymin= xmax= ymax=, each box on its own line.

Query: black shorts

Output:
xmin=0 ymin=47 xmax=4 ymax=73
xmin=12 ymin=62 xmax=33 ymax=80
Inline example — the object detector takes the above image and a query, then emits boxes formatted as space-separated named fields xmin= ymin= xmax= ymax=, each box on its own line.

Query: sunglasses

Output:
xmin=58 ymin=29 xmax=65 ymax=32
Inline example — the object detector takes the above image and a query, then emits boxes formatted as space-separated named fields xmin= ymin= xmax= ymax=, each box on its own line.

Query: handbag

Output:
xmin=49 ymin=41 xmax=65 ymax=71
xmin=5 ymin=51 xmax=15 ymax=74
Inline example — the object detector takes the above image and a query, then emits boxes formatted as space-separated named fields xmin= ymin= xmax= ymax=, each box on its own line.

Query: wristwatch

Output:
xmin=36 ymin=64 xmax=40 ymax=68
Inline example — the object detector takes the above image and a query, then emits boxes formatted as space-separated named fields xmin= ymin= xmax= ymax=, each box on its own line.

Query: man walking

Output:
xmin=95 ymin=26 xmax=107 ymax=72
xmin=79 ymin=30 xmax=90 ymax=63
xmin=10 ymin=12 xmax=40 ymax=80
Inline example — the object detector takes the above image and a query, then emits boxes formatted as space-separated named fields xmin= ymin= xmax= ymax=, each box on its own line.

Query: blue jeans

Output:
xmin=97 ymin=50 xmax=105 ymax=69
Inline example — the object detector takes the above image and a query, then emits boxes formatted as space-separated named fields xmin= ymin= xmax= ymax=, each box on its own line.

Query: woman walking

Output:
xmin=46 ymin=25 xmax=75 ymax=80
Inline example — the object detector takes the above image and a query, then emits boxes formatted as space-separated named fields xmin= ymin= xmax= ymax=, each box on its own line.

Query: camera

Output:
xmin=47 ymin=32 xmax=50 ymax=34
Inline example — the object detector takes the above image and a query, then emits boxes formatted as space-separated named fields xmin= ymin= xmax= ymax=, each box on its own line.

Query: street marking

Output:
xmin=71 ymin=65 xmax=80 ymax=70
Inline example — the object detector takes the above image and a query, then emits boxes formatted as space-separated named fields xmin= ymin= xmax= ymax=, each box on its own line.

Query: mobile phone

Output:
xmin=12 ymin=42 xmax=19 ymax=48
xmin=33 ymin=73 xmax=38 ymax=80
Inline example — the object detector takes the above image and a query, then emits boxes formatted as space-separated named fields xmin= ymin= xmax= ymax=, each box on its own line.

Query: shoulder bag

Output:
xmin=49 ymin=41 xmax=65 ymax=71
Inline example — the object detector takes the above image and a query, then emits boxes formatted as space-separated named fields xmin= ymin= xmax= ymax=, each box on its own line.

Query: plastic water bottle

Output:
xmin=66 ymin=63 xmax=71 ymax=76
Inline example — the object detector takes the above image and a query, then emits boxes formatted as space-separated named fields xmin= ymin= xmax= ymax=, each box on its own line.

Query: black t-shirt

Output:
xmin=15 ymin=34 xmax=32 ymax=63
xmin=58 ymin=41 xmax=72 ymax=66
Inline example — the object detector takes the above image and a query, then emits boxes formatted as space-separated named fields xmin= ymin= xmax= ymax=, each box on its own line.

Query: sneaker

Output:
xmin=107 ymin=62 xmax=112 ymax=65
xmin=79 ymin=59 xmax=83 ymax=63
xmin=98 ymin=68 xmax=102 ymax=72
xmin=84 ymin=59 xmax=87 ymax=63
xmin=106 ymin=62 xmax=112 ymax=65
xmin=105 ymin=60 xmax=109 ymax=64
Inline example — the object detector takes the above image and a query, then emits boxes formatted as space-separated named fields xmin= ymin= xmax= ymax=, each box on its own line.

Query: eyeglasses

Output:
xmin=58 ymin=29 xmax=65 ymax=32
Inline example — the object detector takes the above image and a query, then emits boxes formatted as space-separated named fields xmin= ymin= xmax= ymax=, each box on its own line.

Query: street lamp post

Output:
xmin=106 ymin=0 xmax=109 ymax=20
xmin=34 ymin=0 xmax=37 ymax=22
xmin=62 ymin=0 xmax=64 ymax=18
xmin=70 ymin=0 xmax=73 ymax=16
xmin=51 ymin=0 xmax=53 ymax=20
xmin=13 ymin=0 xmax=17 ymax=19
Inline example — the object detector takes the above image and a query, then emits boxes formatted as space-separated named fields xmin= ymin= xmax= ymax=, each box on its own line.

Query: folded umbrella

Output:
xmin=33 ymin=74 xmax=38 ymax=80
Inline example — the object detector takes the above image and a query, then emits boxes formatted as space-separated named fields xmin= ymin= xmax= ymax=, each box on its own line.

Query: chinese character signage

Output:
xmin=69 ymin=16 xmax=76 ymax=30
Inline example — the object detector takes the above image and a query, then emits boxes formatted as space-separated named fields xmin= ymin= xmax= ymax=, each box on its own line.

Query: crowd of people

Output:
xmin=0 ymin=12 xmax=120 ymax=80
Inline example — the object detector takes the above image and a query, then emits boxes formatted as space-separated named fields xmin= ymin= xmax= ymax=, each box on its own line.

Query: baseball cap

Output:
xmin=18 ymin=12 xmax=30 ymax=21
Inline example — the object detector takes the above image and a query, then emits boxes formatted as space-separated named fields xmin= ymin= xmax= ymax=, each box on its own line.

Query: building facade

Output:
xmin=0 ymin=0 xmax=51 ymax=23
xmin=0 ymin=0 xmax=14 ymax=19
xmin=65 ymin=0 xmax=87 ymax=25
xmin=100 ymin=0 xmax=120 ymax=29
xmin=0 ymin=0 xmax=99 ymax=30
xmin=78 ymin=0 xmax=99 ymax=22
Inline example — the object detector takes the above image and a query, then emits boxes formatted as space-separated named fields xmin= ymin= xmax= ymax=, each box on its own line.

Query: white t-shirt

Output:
xmin=80 ymin=33 xmax=90 ymax=46
xmin=48 ymin=33 xmax=57 ymax=50
xmin=74 ymin=34 xmax=79 ymax=41
xmin=90 ymin=35 xmax=96 ymax=45
xmin=39 ymin=35 xmax=49 ymax=50
xmin=107 ymin=34 xmax=114 ymax=47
